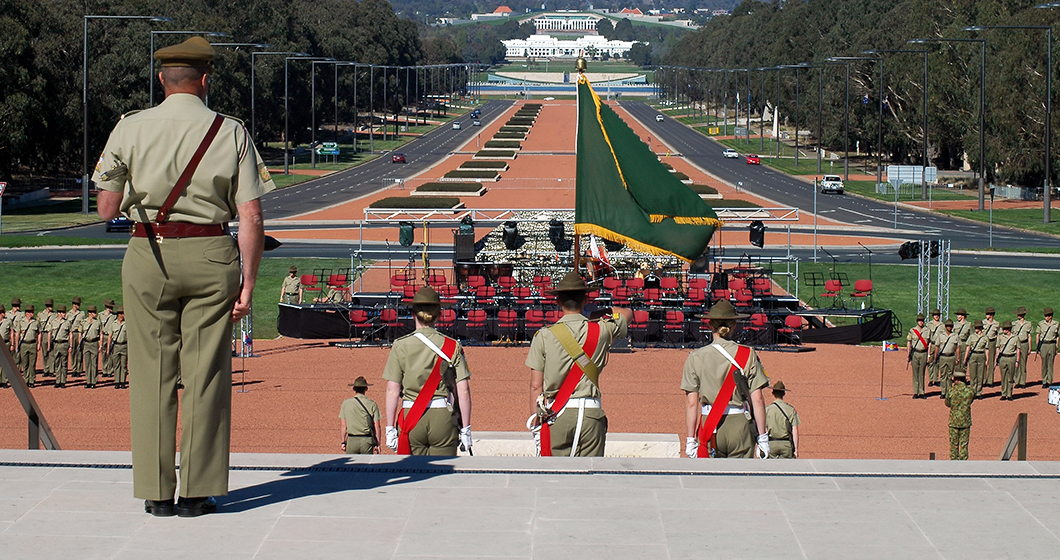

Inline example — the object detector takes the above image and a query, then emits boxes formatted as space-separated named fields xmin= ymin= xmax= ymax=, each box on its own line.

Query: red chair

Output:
xmin=777 ymin=314 xmax=803 ymax=345
xmin=525 ymin=309 xmax=546 ymax=331
xmin=734 ymin=289 xmax=755 ymax=311
xmin=497 ymin=309 xmax=520 ymax=342
xmin=663 ymin=310 xmax=686 ymax=346
xmin=426 ymin=273 xmax=448 ymax=288
xmin=659 ymin=277 xmax=679 ymax=296
xmin=435 ymin=308 xmax=457 ymax=337
xmin=465 ymin=309 xmax=488 ymax=342
xmin=602 ymin=276 xmax=622 ymax=292
xmin=820 ymin=279 xmax=844 ymax=308
xmin=497 ymin=276 xmax=516 ymax=293
xmin=688 ymin=277 xmax=708 ymax=291
xmin=728 ymin=277 xmax=746 ymax=292
xmin=587 ymin=289 xmax=602 ymax=303
xmin=475 ymin=285 xmax=497 ymax=306
xmin=711 ymin=288 xmax=731 ymax=304
xmin=467 ymin=275 xmax=487 ymax=290
xmin=390 ymin=274 xmax=411 ymax=292
xmin=744 ymin=312 xmax=771 ymax=345
xmin=437 ymin=284 xmax=460 ymax=305
xmin=401 ymin=285 xmax=418 ymax=304
xmin=625 ymin=277 xmax=645 ymax=296
xmin=349 ymin=309 xmax=376 ymax=341
xmin=611 ymin=286 xmax=632 ymax=306
xmin=629 ymin=309 xmax=650 ymax=345
xmin=513 ymin=286 xmax=535 ymax=307
xmin=301 ymin=274 xmax=321 ymax=298
xmin=850 ymin=279 xmax=873 ymax=308
xmin=686 ymin=287 xmax=706 ymax=308
xmin=532 ymin=275 xmax=552 ymax=292
xmin=545 ymin=310 xmax=563 ymax=324
xmin=751 ymin=277 xmax=772 ymax=296
xmin=643 ymin=287 xmax=663 ymax=307
xmin=379 ymin=308 xmax=404 ymax=343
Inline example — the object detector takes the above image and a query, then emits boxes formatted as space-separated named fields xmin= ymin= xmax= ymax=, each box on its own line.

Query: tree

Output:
xmin=596 ymin=18 xmax=614 ymax=39
xmin=629 ymin=42 xmax=652 ymax=66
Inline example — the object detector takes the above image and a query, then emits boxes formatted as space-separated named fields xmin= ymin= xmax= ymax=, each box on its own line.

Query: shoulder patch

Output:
xmin=258 ymin=163 xmax=271 ymax=184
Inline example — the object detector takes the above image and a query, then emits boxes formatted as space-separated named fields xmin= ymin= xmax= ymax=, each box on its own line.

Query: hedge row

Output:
xmin=416 ymin=182 xmax=483 ymax=192
xmin=499 ymin=126 xmax=529 ymax=133
xmin=484 ymin=140 xmax=521 ymax=149
xmin=459 ymin=160 xmax=508 ymax=169
xmin=506 ymin=118 xmax=534 ymax=126
xmin=474 ymin=150 xmax=516 ymax=159
xmin=689 ymin=184 xmax=719 ymax=195
xmin=443 ymin=170 xmax=501 ymax=179
xmin=493 ymin=132 xmax=526 ymax=140
xmin=672 ymin=172 xmax=689 ymax=182
xmin=368 ymin=197 xmax=462 ymax=209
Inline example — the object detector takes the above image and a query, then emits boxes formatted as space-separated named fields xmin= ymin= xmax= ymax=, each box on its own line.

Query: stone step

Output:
xmin=465 ymin=431 xmax=679 ymax=458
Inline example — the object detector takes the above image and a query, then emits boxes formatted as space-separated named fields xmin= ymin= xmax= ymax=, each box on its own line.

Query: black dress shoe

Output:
xmin=145 ymin=499 xmax=176 ymax=517
xmin=177 ymin=496 xmax=217 ymax=517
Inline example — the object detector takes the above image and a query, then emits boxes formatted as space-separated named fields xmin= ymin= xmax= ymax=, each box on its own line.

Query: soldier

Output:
xmin=964 ymin=320 xmax=988 ymax=397
xmin=93 ymin=37 xmax=273 ymax=517
xmin=108 ymin=308 xmax=128 ymax=389
xmin=907 ymin=313 xmax=930 ymax=399
xmin=765 ymin=380 xmax=800 ymax=459
xmin=384 ymin=287 xmax=473 ymax=456
xmin=935 ymin=320 xmax=961 ymax=399
xmin=945 ymin=368 xmax=974 ymax=460
xmin=67 ymin=296 xmax=85 ymax=376
xmin=925 ymin=308 xmax=943 ymax=387
xmin=280 ymin=266 xmax=302 ymax=304
xmin=953 ymin=308 xmax=972 ymax=374
xmin=1037 ymin=307 xmax=1058 ymax=387
xmin=0 ymin=305 xmax=10 ymax=388
xmin=50 ymin=305 xmax=71 ymax=388
xmin=15 ymin=304 xmax=40 ymax=387
xmin=340 ymin=376 xmax=382 ymax=454
xmin=1013 ymin=307 xmax=1032 ymax=388
xmin=997 ymin=321 xmax=1019 ymax=400
xmin=9 ymin=297 xmax=24 ymax=371
xmin=682 ymin=300 xmax=770 ymax=458
xmin=99 ymin=299 xmax=116 ymax=378
xmin=526 ymin=272 xmax=631 ymax=457
xmin=313 ymin=285 xmax=346 ymax=304
xmin=38 ymin=298 xmax=55 ymax=377
xmin=82 ymin=306 xmax=102 ymax=389
xmin=983 ymin=307 xmax=1000 ymax=387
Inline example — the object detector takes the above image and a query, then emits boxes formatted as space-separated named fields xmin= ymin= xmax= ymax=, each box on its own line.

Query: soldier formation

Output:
xmin=1 ymin=296 xmax=128 ymax=389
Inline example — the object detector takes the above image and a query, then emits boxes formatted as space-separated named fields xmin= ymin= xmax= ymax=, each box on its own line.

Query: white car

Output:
xmin=820 ymin=175 xmax=844 ymax=194
xmin=723 ymin=148 xmax=739 ymax=159
xmin=452 ymin=122 xmax=461 ymax=130
xmin=656 ymin=114 xmax=664 ymax=122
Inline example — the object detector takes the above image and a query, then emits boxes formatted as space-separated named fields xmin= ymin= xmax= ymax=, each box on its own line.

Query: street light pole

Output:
xmin=285 ymin=56 xmax=331 ymax=175
xmin=250 ymin=51 xmax=308 ymax=144
xmin=864 ymin=49 xmax=929 ymax=199
xmin=822 ymin=60 xmax=852 ymax=181
xmin=829 ymin=56 xmax=884 ymax=194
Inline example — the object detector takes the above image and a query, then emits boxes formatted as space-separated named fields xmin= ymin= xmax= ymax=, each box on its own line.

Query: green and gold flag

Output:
xmin=575 ymin=74 xmax=720 ymax=262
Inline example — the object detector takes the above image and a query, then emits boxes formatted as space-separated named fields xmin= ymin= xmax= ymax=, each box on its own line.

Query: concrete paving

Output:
xmin=2 ymin=449 xmax=1059 ymax=559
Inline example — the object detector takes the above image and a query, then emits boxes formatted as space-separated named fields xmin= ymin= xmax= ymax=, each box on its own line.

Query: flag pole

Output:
xmin=574 ymin=51 xmax=587 ymax=278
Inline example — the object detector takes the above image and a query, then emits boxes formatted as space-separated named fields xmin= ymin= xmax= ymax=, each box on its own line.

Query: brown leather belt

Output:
xmin=133 ymin=222 xmax=227 ymax=239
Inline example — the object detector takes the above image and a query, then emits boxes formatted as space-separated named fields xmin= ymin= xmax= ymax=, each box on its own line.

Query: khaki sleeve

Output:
xmin=680 ymin=352 xmax=700 ymax=394
xmin=381 ymin=345 xmax=405 ymax=384
xmin=233 ymin=124 xmax=275 ymax=205
xmin=452 ymin=343 xmax=471 ymax=382
xmin=605 ymin=313 xmax=628 ymax=339
xmin=91 ymin=125 xmax=128 ymax=193
xmin=370 ymin=401 xmax=381 ymax=421
xmin=525 ymin=329 xmax=547 ymax=371
xmin=745 ymin=349 xmax=769 ymax=392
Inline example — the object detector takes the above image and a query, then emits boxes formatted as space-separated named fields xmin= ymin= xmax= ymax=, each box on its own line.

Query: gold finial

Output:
xmin=575 ymin=54 xmax=587 ymax=74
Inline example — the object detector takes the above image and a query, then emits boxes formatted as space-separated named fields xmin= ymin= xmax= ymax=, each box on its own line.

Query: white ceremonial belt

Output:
xmin=403 ymin=397 xmax=448 ymax=409
xmin=563 ymin=397 xmax=601 ymax=409
xmin=701 ymin=404 xmax=747 ymax=416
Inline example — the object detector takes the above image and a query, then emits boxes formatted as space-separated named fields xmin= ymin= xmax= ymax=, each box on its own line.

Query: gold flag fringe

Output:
xmin=574 ymin=223 xmax=695 ymax=263
xmin=648 ymin=214 xmax=724 ymax=227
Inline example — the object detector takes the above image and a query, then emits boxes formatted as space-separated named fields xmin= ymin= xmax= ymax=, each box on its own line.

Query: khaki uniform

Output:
xmin=954 ymin=319 xmax=972 ymax=372
xmin=93 ymin=92 xmax=274 ymax=501
xmin=1014 ymin=318 xmax=1032 ymax=386
xmin=110 ymin=321 xmax=128 ymax=386
xmin=925 ymin=319 xmax=943 ymax=384
xmin=37 ymin=308 xmax=54 ymax=375
xmin=946 ymin=378 xmax=974 ymax=460
xmin=0 ymin=314 xmax=12 ymax=386
xmin=9 ymin=309 xmax=25 ymax=371
xmin=965 ymin=331 xmax=988 ymax=396
xmin=983 ymin=318 xmax=1000 ymax=385
xmin=997 ymin=333 xmax=1018 ymax=399
xmin=67 ymin=307 xmax=85 ymax=374
xmin=1037 ymin=319 xmax=1058 ymax=386
xmin=340 ymin=395 xmax=381 ymax=454
xmin=51 ymin=318 xmax=71 ymax=386
xmin=316 ymin=287 xmax=345 ymax=304
xmin=765 ymin=398 xmax=800 ymax=459
xmin=383 ymin=327 xmax=471 ymax=455
xmin=16 ymin=316 xmax=40 ymax=385
xmin=907 ymin=326 xmax=930 ymax=397
xmin=281 ymin=275 xmax=301 ymax=304
xmin=526 ymin=313 xmax=628 ymax=457
xmin=81 ymin=317 xmax=102 ymax=387
xmin=681 ymin=338 xmax=769 ymax=458
xmin=936 ymin=331 xmax=961 ymax=398
xmin=99 ymin=309 xmax=115 ymax=377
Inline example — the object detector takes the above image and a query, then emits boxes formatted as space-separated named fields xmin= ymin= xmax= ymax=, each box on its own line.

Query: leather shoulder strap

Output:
xmin=548 ymin=322 xmax=601 ymax=387
xmin=156 ymin=113 xmax=225 ymax=225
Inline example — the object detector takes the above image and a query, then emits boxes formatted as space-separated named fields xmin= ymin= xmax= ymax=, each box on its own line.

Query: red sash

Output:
xmin=396 ymin=337 xmax=457 ymax=455
xmin=697 ymin=344 xmax=752 ymax=458
xmin=913 ymin=329 xmax=928 ymax=351
xmin=540 ymin=322 xmax=600 ymax=457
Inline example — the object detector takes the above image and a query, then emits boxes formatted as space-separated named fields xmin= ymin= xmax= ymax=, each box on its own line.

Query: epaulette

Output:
xmin=220 ymin=113 xmax=245 ymax=126
xmin=119 ymin=110 xmax=143 ymax=120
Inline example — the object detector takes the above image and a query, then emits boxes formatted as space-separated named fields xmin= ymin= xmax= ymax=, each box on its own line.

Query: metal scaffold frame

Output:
xmin=917 ymin=240 xmax=931 ymax=316
xmin=936 ymin=239 xmax=951 ymax=318
xmin=915 ymin=239 xmax=951 ymax=317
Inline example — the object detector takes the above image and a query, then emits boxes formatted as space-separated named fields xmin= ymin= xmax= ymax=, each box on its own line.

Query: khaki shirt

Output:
xmin=53 ymin=318 xmax=71 ymax=342
xmin=954 ymin=320 xmax=972 ymax=346
xmin=47 ymin=315 xmax=65 ymax=338
xmin=997 ymin=333 xmax=1018 ymax=357
xmin=984 ymin=318 xmax=1000 ymax=341
xmin=92 ymin=93 xmax=275 ymax=224
xmin=99 ymin=309 xmax=115 ymax=336
xmin=966 ymin=331 xmax=987 ymax=355
xmin=1038 ymin=319 xmax=1059 ymax=344
xmin=37 ymin=309 xmax=54 ymax=332
xmin=765 ymin=398 xmax=800 ymax=440
xmin=0 ymin=315 xmax=12 ymax=343
xmin=938 ymin=332 xmax=960 ymax=356
xmin=926 ymin=319 xmax=943 ymax=345
xmin=112 ymin=321 xmax=127 ymax=344
xmin=907 ymin=326 xmax=929 ymax=351
xmin=18 ymin=317 xmax=40 ymax=346
xmin=67 ymin=309 xmax=86 ymax=334
xmin=1014 ymin=319 xmax=1032 ymax=343
xmin=282 ymin=275 xmax=301 ymax=295
xmin=340 ymin=395 xmax=381 ymax=437
xmin=383 ymin=327 xmax=470 ymax=401
xmin=525 ymin=313 xmax=628 ymax=400
xmin=681 ymin=338 xmax=769 ymax=407
xmin=82 ymin=318 xmax=102 ymax=341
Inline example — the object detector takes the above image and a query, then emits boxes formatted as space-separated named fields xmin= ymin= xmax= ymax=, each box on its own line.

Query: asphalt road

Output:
xmin=621 ymin=102 xmax=1060 ymax=251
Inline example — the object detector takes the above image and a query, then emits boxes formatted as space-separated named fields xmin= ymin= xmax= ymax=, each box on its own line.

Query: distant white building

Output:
xmin=503 ymin=34 xmax=641 ymax=59
xmin=533 ymin=13 xmax=601 ymax=33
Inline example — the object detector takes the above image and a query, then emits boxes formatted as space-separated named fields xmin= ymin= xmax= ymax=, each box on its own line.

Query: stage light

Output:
xmin=898 ymin=241 xmax=919 ymax=260
xmin=399 ymin=221 xmax=414 ymax=247
xmin=548 ymin=218 xmax=566 ymax=251
xmin=749 ymin=220 xmax=766 ymax=248
xmin=459 ymin=215 xmax=475 ymax=235
xmin=502 ymin=220 xmax=519 ymax=250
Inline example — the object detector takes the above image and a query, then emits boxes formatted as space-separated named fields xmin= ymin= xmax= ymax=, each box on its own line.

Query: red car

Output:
xmin=391 ymin=153 xmax=406 ymax=163
xmin=746 ymin=154 xmax=760 ymax=165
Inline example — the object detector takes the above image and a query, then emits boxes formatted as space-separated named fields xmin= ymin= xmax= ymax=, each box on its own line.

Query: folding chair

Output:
xmin=532 ymin=275 xmax=552 ymax=293
xmin=437 ymin=284 xmax=460 ymax=305
xmin=301 ymin=274 xmax=321 ymax=299
xmin=475 ymin=285 xmax=497 ymax=307
xmin=426 ymin=273 xmax=448 ymax=288
xmin=744 ymin=313 xmax=772 ymax=345
xmin=545 ymin=309 xmax=563 ymax=324
xmin=625 ymin=277 xmax=645 ymax=297
xmin=659 ymin=277 xmax=680 ymax=297
xmin=524 ymin=309 xmax=546 ymax=333
xmin=628 ymin=309 xmax=650 ymax=346
xmin=685 ymin=287 xmax=706 ymax=308
xmin=777 ymin=314 xmax=803 ymax=345
xmin=850 ymin=279 xmax=873 ymax=308
xmin=643 ymin=287 xmax=663 ymax=307
xmin=379 ymin=308 xmax=404 ymax=344
xmin=819 ymin=279 xmax=844 ymax=308
xmin=513 ymin=286 xmax=535 ymax=308
xmin=436 ymin=308 xmax=457 ymax=337
xmin=348 ymin=309 xmax=377 ymax=343
xmin=497 ymin=309 xmax=520 ymax=343
xmin=464 ymin=309 xmax=489 ymax=343
xmin=496 ymin=276 xmax=517 ymax=294
xmin=611 ymin=286 xmax=632 ymax=307
xmin=662 ymin=310 xmax=686 ymax=346
xmin=688 ymin=277 xmax=708 ymax=291
xmin=602 ymin=276 xmax=622 ymax=293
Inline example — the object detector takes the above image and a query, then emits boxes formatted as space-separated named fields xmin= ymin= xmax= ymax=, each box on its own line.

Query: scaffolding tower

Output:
xmin=917 ymin=240 xmax=931 ymax=316
xmin=935 ymin=239 xmax=951 ymax=318
xmin=915 ymin=239 xmax=952 ymax=317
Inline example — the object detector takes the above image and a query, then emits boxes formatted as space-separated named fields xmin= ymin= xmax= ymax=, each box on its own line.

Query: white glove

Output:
xmin=459 ymin=426 xmax=473 ymax=452
xmin=685 ymin=437 xmax=699 ymax=458
xmin=755 ymin=434 xmax=770 ymax=459
xmin=385 ymin=426 xmax=399 ymax=451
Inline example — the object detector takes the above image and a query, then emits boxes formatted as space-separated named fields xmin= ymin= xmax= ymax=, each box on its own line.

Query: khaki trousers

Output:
xmin=344 ymin=435 xmax=376 ymax=454
xmin=52 ymin=342 xmax=69 ymax=385
xmin=70 ymin=331 xmax=83 ymax=374
xmin=769 ymin=439 xmax=794 ymax=459
xmin=1042 ymin=341 xmax=1057 ymax=386
xmin=405 ymin=408 xmax=459 ymax=455
xmin=911 ymin=351 xmax=927 ymax=397
xmin=939 ymin=355 xmax=956 ymax=398
xmin=1017 ymin=341 xmax=1030 ymax=385
xmin=710 ymin=413 xmax=755 ymax=458
xmin=999 ymin=356 xmax=1017 ymax=398
xmin=550 ymin=407 xmax=607 ymax=457
xmin=986 ymin=339 xmax=997 ymax=385
xmin=19 ymin=342 xmax=37 ymax=384
xmin=968 ymin=354 xmax=986 ymax=396
xmin=124 ymin=236 xmax=239 ymax=501
xmin=84 ymin=341 xmax=99 ymax=387
xmin=113 ymin=344 xmax=128 ymax=385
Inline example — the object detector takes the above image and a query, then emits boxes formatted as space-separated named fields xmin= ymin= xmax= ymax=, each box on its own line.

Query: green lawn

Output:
xmin=0 ymin=258 xmax=365 ymax=340
xmin=0 ymin=198 xmax=103 ymax=233
xmin=0 ymin=235 xmax=127 ymax=248
xmin=941 ymin=208 xmax=1060 ymax=236
xmin=842 ymin=181 xmax=977 ymax=203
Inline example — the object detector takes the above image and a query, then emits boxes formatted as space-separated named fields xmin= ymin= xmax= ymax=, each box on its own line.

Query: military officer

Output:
xmin=50 ymin=305 xmax=71 ymax=388
xmin=935 ymin=320 xmax=961 ymax=399
xmin=67 ymin=296 xmax=86 ymax=376
xmin=108 ymin=308 xmax=128 ymax=389
xmin=94 ymin=37 xmax=273 ymax=517
xmin=38 ymin=298 xmax=55 ymax=377
xmin=99 ymin=299 xmax=116 ymax=378
xmin=384 ymin=287 xmax=473 ymax=456
xmin=340 ymin=376 xmax=382 ymax=454
xmin=953 ymin=308 xmax=972 ymax=374
xmin=997 ymin=321 xmax=1019 ymax=400
xmin=9 ymin=297 xmax=24 ymax=371
xmin=526 ymin=272 xmax=631 ymax=457
xmin=82 ymin=306 xmax=102 ymax=389
xmin=964 ymin=320 xmax=988 ymax=397
xmin=945 ymin=368 xmax=974 ymax=460
xmin=765 ymin=381 xmax=800 ymax=459
xmin=313 ymin=285 xmax=346 ymax=304
xmin=983 ymin=307 xmax=1000 ymax=387
xmin=280 ymin=266 xmax=302 ymax=304
xmin=1013 ymin=307 xmax=1032 ymax=388
xmin=0 ymin=305 xmax=10 ymax=388
xmin=907 ymin=313 xmax=930 ymax=399
xmin=683 ymin=300 xmax=770 ymax=458
xmin=925 ymin=308 xmax=943 ymax=386
xmin=16 ymin=304 xmax=40 ymax=386
xmin=1037 ymin=307 xmax=1058 ymax=387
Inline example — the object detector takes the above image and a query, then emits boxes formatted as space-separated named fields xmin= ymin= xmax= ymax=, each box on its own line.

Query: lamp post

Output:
xmin=821 ymin=59 xmax=852 ymax=181
xmin=965 ymin=23 xmax=1052 ymax=223
xmin=285 ymin=56 xmax=332 ymax=175
xmin=798 ymin=63 xmax=826 ymax=174
xmin=779 ymin=65 xmax=804 ymax=167
xmin=909 ymin=37 xmax=987 ymax=210
xmin=150 ymin=31 xmax=228 ymax=107
xmin=310 ymin=60 xmax=349 ymax=168
xmin=250 ymin=51 xmax=309 ymax=143
xmin=83 ymin=14 xmax=171 ymax=215
xmin=864 ymin=49 xmax=929 ymax=200
xmin=829 ymin=55 xmax=884 ymax=201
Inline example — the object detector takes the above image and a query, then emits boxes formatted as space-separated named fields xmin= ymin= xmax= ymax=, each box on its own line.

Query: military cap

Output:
xmin=44 ymin=298 xmax=54 ymax=306
xmin=985 ymin=307 xmax=995 ymax=315
xmin=1002 ymin=320 xmax=1012 ymax=329
xmin=952 ymin=368 xmax=967 ymax=379
xmin=955 ymin=308 xmax=967 ymax=316
xmin=0 ymin=304 xmax=6 ymax=313
xmin=115 ymin=306 xmax=124 ymax=314
xmin=411 ymin=286 xmax=441 ymax=305
xmin=932 ymin=308 xmax=941 ymax=315
xmin=348 ymin=376 xmax=371 ymax=389
xmin=1016 ymin=306 xmax=1027 ymax=316
xmin=771 ymin=380 xmax=787 ymax=393
xmin=104 ymin=298 xmax=115 ymax=307
xmin=56 ymin=305 xmax=66 ymax=313
xmin=944 ymin=319 xmax=953 ymax=327
xmin=1046 ymin=307 xmax=1054 ymax=316
xmin=545 ymin=271 xmax=589 ymax=294
xmin=973 ymin=320 xmax=983 ymax=329
xmin=10 ymin=297 xmax=21 ymax=306
xmin=916 ymin=313 xmax=925 ymax=321
xmin=154 ymin=36 xmax=216 ymax=70
xmin=71 ymin=296 xmax=81 ymax=304
xmin=25 ymin=304 xmax=35 ymax=313
xmin=699 ymin=300 xmax=749 ymax=320
xmin=87 ymin=305 xmax=97 ymax=313
xmin=288 ymin=266 xmax=298 ymax=273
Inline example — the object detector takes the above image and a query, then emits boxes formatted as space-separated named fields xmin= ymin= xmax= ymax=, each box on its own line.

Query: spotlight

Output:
xmin=502 ymin=220 xmax=519 ymax=250
xmin=398 ymin=221 xmax=414 ymax=247
xmin=548 ymin=219 xmax=567 ymax=251
xmin=748 ymin=220 xmax=765 ymax=248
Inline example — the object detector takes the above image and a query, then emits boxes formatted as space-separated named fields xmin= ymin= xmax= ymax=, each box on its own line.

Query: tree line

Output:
xmin=663 ymin=0 xmax=1060 ymax=190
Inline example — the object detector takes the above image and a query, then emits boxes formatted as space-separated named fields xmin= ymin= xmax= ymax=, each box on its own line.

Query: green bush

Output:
xmin=368 ymin=197 xmax=462 ymax=208
xmin=506 ymin=118 xmax=535 ymax=126
xmin=493 ymin=132 xmax=526 ymax=140
xmin=660 ymin=162 xmax=674 ymax=170
xmin=690 ymin=184 xmax=719 ymax=195
xmin=484 ymin=140 xmax=521 ymax=149
xmin=672 ymin=172 xmax=689 ymax=181
xmin=443 ymin=170 xmax=500 ymax=179
xmin=475 ymin=150 xmax=516 ymax=158
xmin=459 ymin=161 xmax=508 ymax=169
xmin=416 ymin=182 xmax=484 ymax=192
xmin=499 ymin=126 xmax=529 ymax=133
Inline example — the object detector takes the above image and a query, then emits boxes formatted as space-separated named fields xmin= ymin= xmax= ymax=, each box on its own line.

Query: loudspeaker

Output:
xmin=749 ymin=220 xmax=765 ymax=248
xmin=398 ymin=222 xmax=414 ymax=247
xmin=502 ymin=221 xmax=519 ymax=250
xmin=454 ymin=230 xmax=475 ymax=261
